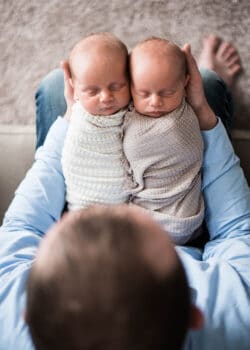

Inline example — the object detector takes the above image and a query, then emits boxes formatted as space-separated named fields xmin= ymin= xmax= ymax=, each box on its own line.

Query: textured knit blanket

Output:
xmin=123 ymin=99 xmax=204 ymax=244
xmin=61 ymin=102 xmax=133 ymax=210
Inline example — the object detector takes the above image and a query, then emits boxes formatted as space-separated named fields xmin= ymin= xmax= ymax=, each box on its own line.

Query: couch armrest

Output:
xmin=0 ymin=124 xmax=35 ymax=224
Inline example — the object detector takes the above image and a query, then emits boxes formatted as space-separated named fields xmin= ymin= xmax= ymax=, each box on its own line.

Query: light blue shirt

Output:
xmin=0 ymin=117 xmax=249 ymax=350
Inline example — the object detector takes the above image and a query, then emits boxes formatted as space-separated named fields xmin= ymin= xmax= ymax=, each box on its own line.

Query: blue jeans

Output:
xmin=35 ymin=68 xmax=234 ymax=148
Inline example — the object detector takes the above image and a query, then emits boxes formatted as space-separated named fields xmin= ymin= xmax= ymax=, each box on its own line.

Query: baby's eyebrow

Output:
xmin=135 ymin=88 xmax=176 ymax=93
xmin=159 ymin=88 xmax=176 ymax=93
xmin=135 ymin=88 xmax=149 ymax=92
xmin=109 ymin=81 xmax=126 ymax=86
xmin=81 ymin=85 xmax=98 ymax=91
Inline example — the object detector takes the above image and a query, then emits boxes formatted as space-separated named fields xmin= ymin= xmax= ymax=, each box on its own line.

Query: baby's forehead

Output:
xmin=131 ymin=39 xmax=186 ymax=78
xmin=132 ymin=40 xmax=182 ymax=62
xmin=70 ymin=40 xmax=117 ymax=65
xmin=71 ymin=34 xmax=127 ymax=62
xmin=69 ymin=36 xmax=127 ymax=77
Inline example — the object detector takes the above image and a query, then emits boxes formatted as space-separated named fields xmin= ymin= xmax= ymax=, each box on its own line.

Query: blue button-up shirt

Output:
xmin=0 ymin=117 xmax=249 ymax=350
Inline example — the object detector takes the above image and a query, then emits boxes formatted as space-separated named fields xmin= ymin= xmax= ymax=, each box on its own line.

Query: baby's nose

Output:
xmin=100 ymin=89 xmax=113 ymax=103
xmin=149 ymin=94 xmax=162 ymax=107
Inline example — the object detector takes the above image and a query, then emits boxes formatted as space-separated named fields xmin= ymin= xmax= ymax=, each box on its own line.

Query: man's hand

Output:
xmin=60 ymin=60 xmax=74 ymax=121
xmin=182 ymin=44 xmax=217 ymax=130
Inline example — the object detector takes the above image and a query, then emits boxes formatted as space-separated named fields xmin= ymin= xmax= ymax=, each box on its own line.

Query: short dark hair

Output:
xmin=26 ymin=205 xmax=191 ymax=350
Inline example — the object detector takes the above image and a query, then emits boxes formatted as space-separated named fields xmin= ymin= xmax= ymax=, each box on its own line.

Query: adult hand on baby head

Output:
xmin=60 ymin=60 xmax=74 ymax=121
xmin=182 ymin=44 xmax=217 ymax=130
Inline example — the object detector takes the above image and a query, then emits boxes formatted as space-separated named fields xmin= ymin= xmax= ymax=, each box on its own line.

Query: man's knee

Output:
xmin=200 ymin=68 xmax=233 ymax=133
xmin=200 ymin=68 xmax=230 ymax=115
xmin=35 ymin=68 xmax=66 ymax=118
xmin=35 ymin=69 xmax=66 ymax=148
xmin=200 ymin=68 xmax=227 ymax=99
xmin=36 ymin=69 xmax=64 ymax=98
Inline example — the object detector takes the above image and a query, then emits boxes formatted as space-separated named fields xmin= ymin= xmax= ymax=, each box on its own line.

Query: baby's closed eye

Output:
xmin=82 ymin=88 xmax=99 ymax=96
xmin=109 ymin=83 xmax=126 ymax=91
xmin=136 ymin=90 xmax=150 ymax=98
xmin=159 ymin=89 xmax=176 ymax=97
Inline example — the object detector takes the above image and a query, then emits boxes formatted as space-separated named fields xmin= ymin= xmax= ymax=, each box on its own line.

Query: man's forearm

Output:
xmin=2 ymin=117 xmax=68 ymax=235
xmin=193 ymin=100 xmax=218 ymax=130
xmin=202 ymin=118 xmax=250 ymax=240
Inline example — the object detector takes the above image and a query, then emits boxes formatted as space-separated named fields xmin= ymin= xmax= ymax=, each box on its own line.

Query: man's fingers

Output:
xmin=182 ymin=43 xmax=199 ymax=75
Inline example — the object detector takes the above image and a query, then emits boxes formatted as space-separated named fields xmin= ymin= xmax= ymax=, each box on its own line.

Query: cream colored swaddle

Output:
xmin=123 ymin=99 xmax=204 ymax=244
xmin=62 ymin=102 xmax=133 ymax=210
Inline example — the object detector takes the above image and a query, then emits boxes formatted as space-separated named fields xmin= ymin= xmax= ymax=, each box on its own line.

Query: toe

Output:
xmin=206 ymin=34 xmax=221 ymax=52
xmin=226 ymin=54 xmax=240 ymax=68
xmin=217 ymin=42 xmax=231 ymax=58
xmin=229 ymin=64 xmax=242 ymax=76
xmin=224 ymin=46 xmax=237 ymax=60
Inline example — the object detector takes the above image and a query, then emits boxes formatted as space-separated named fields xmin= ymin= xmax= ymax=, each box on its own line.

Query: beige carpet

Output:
xmin=1 ymin=0 xmax=249 ymax=128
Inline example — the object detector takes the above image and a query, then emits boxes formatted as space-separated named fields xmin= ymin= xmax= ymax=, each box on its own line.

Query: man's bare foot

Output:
xmin=198 ymin=34 xmax=242 ymax=87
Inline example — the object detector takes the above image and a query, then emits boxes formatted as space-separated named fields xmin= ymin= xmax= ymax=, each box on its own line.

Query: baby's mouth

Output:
xmin=100 ymin=106 xmax=117 ymax=114
xmin=147 ymin=111 xmax=164 ymax=117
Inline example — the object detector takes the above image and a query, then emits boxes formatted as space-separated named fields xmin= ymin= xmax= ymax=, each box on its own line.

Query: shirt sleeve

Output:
xmin=202 ymin=117 xmax=250 ymax=240
xmin=0 ymin=116 xmax=68 ymax=277
xmin=180 ymin=118 xmax=250 ymax=350
xmin=2 ymin=117 xmax=68 ymax=236
xmin=0 ymin=117 xmax=68 ymax=350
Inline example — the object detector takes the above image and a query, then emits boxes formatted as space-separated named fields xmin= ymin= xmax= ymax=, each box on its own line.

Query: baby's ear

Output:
xmin=184 ymin=74 xmax=190 ymax=87
xmin=69 ymin=77 xmax=73 ymax=88
xmin=69 ymin=78 xmax=78 ymax=101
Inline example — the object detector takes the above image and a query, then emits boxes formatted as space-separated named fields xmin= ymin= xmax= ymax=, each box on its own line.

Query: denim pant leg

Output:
xmin=200 ymin=68 xmax=234 ymax=135
xmin=35 ymin=69 xmax=66 ymax=149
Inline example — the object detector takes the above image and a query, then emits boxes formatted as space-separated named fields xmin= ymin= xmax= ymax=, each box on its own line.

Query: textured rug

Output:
xmin=0 ymin=0 xmax=249 ymax=128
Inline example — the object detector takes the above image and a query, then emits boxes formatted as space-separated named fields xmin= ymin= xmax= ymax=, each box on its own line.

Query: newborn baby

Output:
xmin=61 ymin=32 xmax=132 ymax=210
xmin=123 ymin=37 xmax=204 ymax=244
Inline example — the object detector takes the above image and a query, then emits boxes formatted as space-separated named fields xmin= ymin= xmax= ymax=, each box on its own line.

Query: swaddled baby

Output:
xmin=123 ymin=37 xmax=204 ymax=244
xmin=61 ymin=32 xmax=132 ymax=210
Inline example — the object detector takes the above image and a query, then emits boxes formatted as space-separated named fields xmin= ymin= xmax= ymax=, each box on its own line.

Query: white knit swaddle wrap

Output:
xmin=62 ymin=102 xmax=132 ymax=210
xmin=123 ymin=100 xmax=204 ymax=244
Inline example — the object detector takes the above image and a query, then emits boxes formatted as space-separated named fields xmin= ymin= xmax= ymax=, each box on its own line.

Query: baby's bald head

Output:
xmin=67 ymin=33 xmax=130 ymax=116
xmin=129 ymin=37 xmax=188 ymax=117
xmin=69 ymin=32 xmax=128 ymax=80
xmin=130 ymin=36 xmax=187 ymax=82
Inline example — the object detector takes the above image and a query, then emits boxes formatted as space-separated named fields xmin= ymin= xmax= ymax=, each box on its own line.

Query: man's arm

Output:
xmin=181 ymin=45 xmax=250 ymax=349
xmin=0 ymin=117 xmax=68 ymax=349
xmin=178 ymin=119 xmax=250 ymax=350
xmin=0 ymin=63 xmax=73 ymax=349
xmin=180 ymin=119 xmax=250 ymax=350
xmin=202 ymin=118 xmax=250 ymax=240
xmin=2 ymin=117 xmax=68 ymax=235
xmin=0 ymin=117 xmax=68 ymax=277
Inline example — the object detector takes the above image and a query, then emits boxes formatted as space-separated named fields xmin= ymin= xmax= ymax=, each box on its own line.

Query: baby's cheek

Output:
xmin=134 ymin=99 xmax=147 ymax=114
xmin=169 ymin=94 xmax=184 ymax=108
xmin=124 ymin=89 xmax=132 ymax=103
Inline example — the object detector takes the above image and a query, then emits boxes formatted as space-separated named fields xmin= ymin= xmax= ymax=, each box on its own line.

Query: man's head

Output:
xmin=68 ymin=32 xmax=130 ymax=116
xmin=130 ymin=37 xmax=189 ymax=117
xmin=26 ymin=205 xmax=202 ymax=350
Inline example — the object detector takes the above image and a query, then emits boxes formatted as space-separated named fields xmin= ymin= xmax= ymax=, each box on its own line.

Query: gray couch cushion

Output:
xmin=0 ymin=125 xmax=35 ymax=224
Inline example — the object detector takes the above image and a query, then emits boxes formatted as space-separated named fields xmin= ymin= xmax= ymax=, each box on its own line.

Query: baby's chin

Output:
xmin=98 ymin=106 xmax=122 ymax=116
xmin=97 ymin=103 xmax=130 ymax=116
xmin=136 ymin=109 xmax=166 ymax=118
xmin=137 ymin=106 xmax=181 ymax=118
xmin=144 ymin=111 xmax=166 ymax=118
xmin=83 ymin=106 xmax=122 ymax=116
